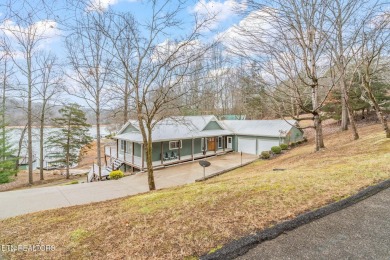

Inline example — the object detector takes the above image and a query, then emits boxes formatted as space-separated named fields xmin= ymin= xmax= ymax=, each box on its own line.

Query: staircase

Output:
xmin=106 ymin=158 xmax=124 ymax=172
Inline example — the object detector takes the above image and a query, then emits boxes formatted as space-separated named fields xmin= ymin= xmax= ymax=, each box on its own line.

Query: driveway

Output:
xmin=0 ymin=152 xmax=257 ymax=220
xmin=238 ymin=187 xmax=390 ymax=260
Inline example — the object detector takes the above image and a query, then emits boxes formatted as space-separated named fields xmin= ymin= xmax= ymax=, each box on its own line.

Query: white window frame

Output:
xmin=169 ymin=140 xmax=182 ymax=150
xmin=120 ymin=140 xmax=126 ymax=152
xmin=201 ymin=138 xmax=207 ymax=151
xmin=218 ymin=136 xmax=222 ymax=149
xmin=126 ymin=141 xmax=132 ymax=154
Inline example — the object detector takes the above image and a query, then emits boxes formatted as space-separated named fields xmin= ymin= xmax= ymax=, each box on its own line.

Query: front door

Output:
xmin=227 ymin=137 xmax=233 ymax=149
xmin=207 ymin=138 xmax=215 ymax=151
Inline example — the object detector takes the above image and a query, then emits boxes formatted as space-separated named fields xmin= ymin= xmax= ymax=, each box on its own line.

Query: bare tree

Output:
xmin=231 ymin=0 xmax=337 ymax=151
xmin=0 ymin=1 xmax=58 ymax=184
xmin=100 ymin=1 xmax=216 ymax=190
xmin=65 ymin=11 xmax=114 ymax=179
xmin=34 ymin=53 xmax=63 ymax=180
xmin=358 ymin=10 xmax=390 ymax=138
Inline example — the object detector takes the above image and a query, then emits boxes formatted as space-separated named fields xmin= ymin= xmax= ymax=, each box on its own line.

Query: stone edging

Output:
xmin=200 ymin=178 xmax=390 ymax=260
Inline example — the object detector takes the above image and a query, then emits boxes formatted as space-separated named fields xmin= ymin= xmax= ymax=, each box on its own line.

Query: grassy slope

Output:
xmin=0 ymin=125 xmax=389 ymax=259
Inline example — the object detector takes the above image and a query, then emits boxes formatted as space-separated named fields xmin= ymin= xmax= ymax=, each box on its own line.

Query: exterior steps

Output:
xmin=106 ymin=158 xmax=124 ymax=172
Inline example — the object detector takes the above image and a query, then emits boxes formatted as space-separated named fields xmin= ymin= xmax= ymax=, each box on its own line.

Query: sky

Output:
xmin=0 ymin=0 xmax=248 ymax=57
xmin=0 ymin=0 xmax=250 ymax=110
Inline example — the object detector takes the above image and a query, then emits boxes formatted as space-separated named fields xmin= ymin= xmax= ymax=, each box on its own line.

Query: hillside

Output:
xmin=0 ymin=124 xmax=389 ymax=259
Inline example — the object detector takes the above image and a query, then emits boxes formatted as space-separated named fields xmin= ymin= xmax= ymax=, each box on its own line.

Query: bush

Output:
xmin=271 ymin=146 xmax=282 ymax=154
xmin=280 ymin=143 xmax=288 ymax=150
xmin=260 ymin=151 xmax=270 ymax=159
xmin=289 ymin=142 xmax=296 ymax=148
xmin=109 ymin=170 xmax=124 ymax=180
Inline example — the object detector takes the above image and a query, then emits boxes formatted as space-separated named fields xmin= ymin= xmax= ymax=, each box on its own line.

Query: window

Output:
xmin=218 ymin=136 xmax=222 ymax=148
xmin=169 ymin=140 xmax=182 ymax=150
xmin=120 ymin=140 xmax=126 ymax=152
xmin=126 ymin=141 xmax=132 ymax=154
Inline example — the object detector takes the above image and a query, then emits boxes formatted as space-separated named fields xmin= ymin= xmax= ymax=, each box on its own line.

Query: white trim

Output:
xmin=227 ymin=136 xmax=233 ymax=149
xmin=169 ymin=140 xmax=182 ymax=150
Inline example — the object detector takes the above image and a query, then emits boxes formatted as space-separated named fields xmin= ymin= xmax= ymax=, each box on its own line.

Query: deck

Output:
xmin=104 ymin=145 xmax=234 ymax=170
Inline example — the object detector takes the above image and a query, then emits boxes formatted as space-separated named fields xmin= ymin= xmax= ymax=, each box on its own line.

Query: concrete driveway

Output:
xmin=0 ymin=152 xmax=257 ymax=220
xmin=238 ymin=187 xmax=390 ymax=260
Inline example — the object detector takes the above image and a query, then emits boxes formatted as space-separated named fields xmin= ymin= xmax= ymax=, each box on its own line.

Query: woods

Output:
xmin=0 ymin=0 xmax=388 ymax=188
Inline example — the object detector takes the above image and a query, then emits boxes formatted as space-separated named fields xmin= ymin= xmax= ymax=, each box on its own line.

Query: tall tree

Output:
xmin=34 ymin=53 xmax=63 ymax=180
xmin=0 ymin=0 xmax=58 ymax=184
xmin=358 ymin=11 xmax=390 ymax=138
xmin=46 ymin=104 xmax=92 ymax=179
xmin=65 ymin=11 xmax=114 ymax=179
xmin=232 ymin=0 xmax=336 ymax=151
xmin=101 ymin=1 xmax=216 ymax=190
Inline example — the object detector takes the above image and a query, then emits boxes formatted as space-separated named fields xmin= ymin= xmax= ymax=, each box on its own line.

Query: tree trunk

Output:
xmin=340 ymin=81 xmax=349 ymax=130
xmin=124 ymin=73 xmax=129 ymax=124
xmin=96 ymin=109 xmax=102 ymax=180
xmin=146 ymin=125 xmax=155 ymax=190
xmin=39 ymin=109 xmax=45 ymax=180
xmin=345 ymin=96 xmax=359 ymax=140
xmin=27 ymin=52 xmax=33 ymax=185
xmin=363 ymin=74 xmax=390 ymax=138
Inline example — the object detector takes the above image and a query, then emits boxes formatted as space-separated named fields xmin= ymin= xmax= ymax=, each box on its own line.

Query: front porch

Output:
xmin=104 ymin=136 xmax=234 ymax=171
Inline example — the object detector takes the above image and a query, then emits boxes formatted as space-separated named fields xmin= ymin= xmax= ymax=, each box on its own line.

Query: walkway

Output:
xmin=0 ymin=152 xmax=257 ymax=220
xmin=238 ymin=187 xmax=390 ymax=260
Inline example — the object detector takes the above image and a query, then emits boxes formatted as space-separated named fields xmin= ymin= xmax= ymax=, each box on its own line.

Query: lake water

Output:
xmin=7 ymin=126 xmax=113 ymax=169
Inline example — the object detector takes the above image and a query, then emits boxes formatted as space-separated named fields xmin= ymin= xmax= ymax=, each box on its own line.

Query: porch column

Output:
xmin=214 ymin=137 xmax=217 ymax=154
xmin=124 ymin=141 xmax=126 ymax=162
xmin=160 ymin=141 xmax=163 ymax=165
xmin=116 ymin=139 xmax=119 ymax=158
xmin=178 ymin=141 xmax=181 ymax=160
xmin=223 ymin=136 xmax=225 ymax=152
xmin=141 ymin=144 xmax=144 ymax=171
xmin=191 ymin=138 xmax=194 ymax=161
xmin=132 ymin=142 xmax=134 ymax=165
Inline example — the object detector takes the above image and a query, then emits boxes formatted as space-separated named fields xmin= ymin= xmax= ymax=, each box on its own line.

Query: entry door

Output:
xmin=207 ymin=138 xmax=215 ymax=151
xmin=227 ymin=137 xmax=233 ymax=149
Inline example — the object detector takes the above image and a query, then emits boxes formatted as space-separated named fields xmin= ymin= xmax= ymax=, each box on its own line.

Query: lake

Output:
xmin=7 ymin=126 xmax=114 ymax=169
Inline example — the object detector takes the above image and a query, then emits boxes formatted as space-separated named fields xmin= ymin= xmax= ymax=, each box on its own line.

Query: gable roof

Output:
xmin=115 ymin=115 xmax=233 ymax=143
xmin=221 ymin=120 xmax=297 ymax=138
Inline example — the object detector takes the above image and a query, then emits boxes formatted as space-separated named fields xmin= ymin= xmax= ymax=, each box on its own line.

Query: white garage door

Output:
xmin=237 ymin=137 xmax=257 ymax=155
xmin=257 ymin=139 xmax=279 ymax=154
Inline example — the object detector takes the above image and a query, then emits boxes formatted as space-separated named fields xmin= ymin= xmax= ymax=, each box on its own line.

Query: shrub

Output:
xmin=289 ymin=142 xmax=296 ymax=148
xmin=280 ymin=143 xmax=288 ymax=150
xmin=109 ymin=170 xmax=124 ymax=180
xmin=271 ymin=146 xmax=282 ymax=154
xmin=260 ymin=151 xmax=271 ymax=159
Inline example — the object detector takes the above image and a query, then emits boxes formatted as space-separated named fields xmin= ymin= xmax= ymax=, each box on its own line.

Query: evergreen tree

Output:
xmin=46 ymin=104 xmax=92 ymax=179
xmin=0 ymin=113 xmax=17 ymax=184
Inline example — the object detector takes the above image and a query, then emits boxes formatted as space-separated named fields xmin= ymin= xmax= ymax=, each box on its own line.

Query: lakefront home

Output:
xmin=104 ymin=115 xmax=304 ymax=171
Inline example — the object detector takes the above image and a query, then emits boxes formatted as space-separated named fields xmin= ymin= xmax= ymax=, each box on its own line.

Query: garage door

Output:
xmin=257 ymin=139 xmax=279 ymax=154
xmin=237 ymin=137 xmax=257 ymax=155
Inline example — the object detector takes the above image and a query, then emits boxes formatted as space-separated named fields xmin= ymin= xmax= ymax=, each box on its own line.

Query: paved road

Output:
xmin=0 ymin=152 xmax=256 ymax=220
xmin=238 ymin=188 xmax=390 ymax=260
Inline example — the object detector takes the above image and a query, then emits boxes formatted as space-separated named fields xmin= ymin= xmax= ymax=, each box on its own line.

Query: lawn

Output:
xmin=0 ymin=125 xmax=389 ymax=259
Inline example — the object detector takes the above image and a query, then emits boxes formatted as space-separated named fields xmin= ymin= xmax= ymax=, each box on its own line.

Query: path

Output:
xmin=0 ymin=152 xmax=257 ymax=220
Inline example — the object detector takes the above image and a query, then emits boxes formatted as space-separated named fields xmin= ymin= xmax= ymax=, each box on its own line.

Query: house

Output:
xmin=104 ymin=115 xmax=303 ymax=171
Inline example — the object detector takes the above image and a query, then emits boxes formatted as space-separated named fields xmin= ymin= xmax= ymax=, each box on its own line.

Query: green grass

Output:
xmin=0 ymin=125 xmax=389 ymax=260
